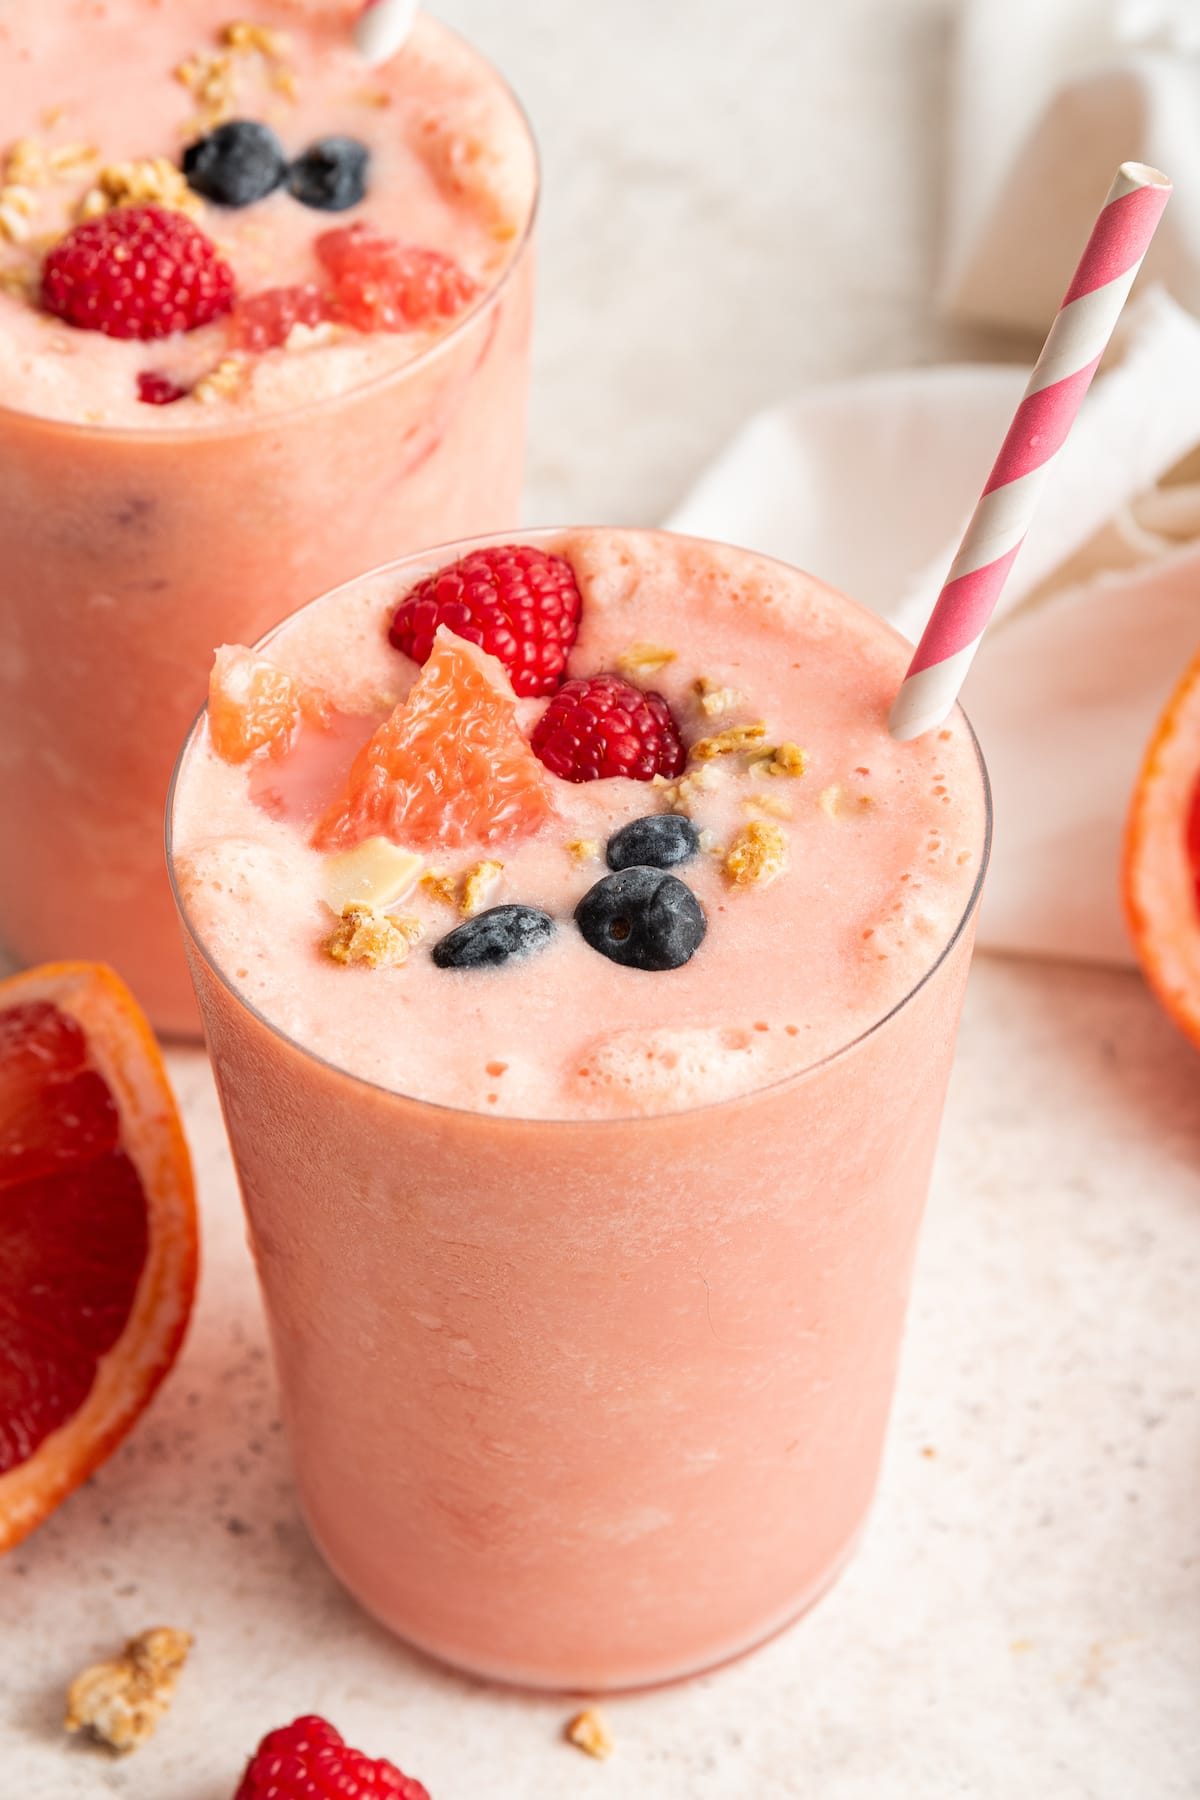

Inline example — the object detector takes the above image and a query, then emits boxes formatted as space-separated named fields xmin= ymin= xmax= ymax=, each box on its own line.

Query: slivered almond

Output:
xmin=616 ymin=641 xmax=676 ymax=679
xmin=321 ymin=839 xmax=423 ymax=915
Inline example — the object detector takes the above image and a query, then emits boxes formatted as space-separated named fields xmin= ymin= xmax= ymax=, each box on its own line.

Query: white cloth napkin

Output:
xmin=941 ymin=0 xmax=1200 ymax=330
xmin=667 ymin=288 xmax=1200 ymax=967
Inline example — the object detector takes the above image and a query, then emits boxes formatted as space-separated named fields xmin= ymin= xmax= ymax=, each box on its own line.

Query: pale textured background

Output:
xmin=5 ymin=3 xmax=1200 ymax=1797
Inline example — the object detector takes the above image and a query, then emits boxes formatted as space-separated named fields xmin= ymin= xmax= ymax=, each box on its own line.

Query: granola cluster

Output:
xmin=192 ymin=356 xmax=247 ymax=403
xmin=324 ymin=904 xmax=424 ymax=969
xmin=460 ymin=859 xmax=504 ymax=917
xmin=77 ymin=157 xmax=204 ymax=222
xmin=421 ymin=859 xmax=506 ymax=916
xmin=691 ymin=720 xmax=768 ymax=760
xmin=693 ymin=675 xmax=744 ymax=718
xmin=64 ymin=1627 xmax=192 ymax=1754
xmin=0 ymin=137 xmax=97 ymax=247
xmin=175 ymin=20 xmax=298 ymax=137
xmin=725 ymin=819 xmax=789 ymax=887
xmin=646 ymin=682 xmax=815 ymax=885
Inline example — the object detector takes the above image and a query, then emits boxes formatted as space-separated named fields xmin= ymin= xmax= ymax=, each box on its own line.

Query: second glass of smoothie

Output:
xmin=0 ymin=0 xmax=537 ymax=1033
xmin=168 ymin=526 xmax=990 ymax=1691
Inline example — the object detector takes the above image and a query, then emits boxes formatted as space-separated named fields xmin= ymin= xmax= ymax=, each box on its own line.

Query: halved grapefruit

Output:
xmin=0 ymin=963 xmax=197 ymax=1552
xmin=1124 ymin=647 xmax=1200 ymax=1049
xmin=209 ymin=643 xmax=331 ymax=765
xmin=313 ymin=627 xmax=557 ymax=853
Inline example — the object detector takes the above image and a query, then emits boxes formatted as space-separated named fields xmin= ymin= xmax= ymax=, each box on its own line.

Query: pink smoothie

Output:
xmin=169 ymin=530 xmax=989 ymax=1688
xmin=174 ymin=530 xmax=983 ymax=1114
xmin=0 ymin=0 xmax=536 ymax=1032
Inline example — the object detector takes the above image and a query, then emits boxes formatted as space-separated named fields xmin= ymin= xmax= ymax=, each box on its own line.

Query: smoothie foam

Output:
xmin=172 ymin=529 xmax=987 ymax=1119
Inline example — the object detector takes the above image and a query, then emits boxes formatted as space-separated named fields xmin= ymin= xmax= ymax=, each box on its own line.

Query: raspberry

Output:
xmin=41 ymin=206 xmax=236 ymax=340
xmin=532 ymin=674 xmax=687 ymax=783
xmin=234 ymin=1715 xmax=430 ymax=1800
xmin=389 ymin=545 xmax=583 ymax=699
xmin=230 ymin=285 xmax=333 ymax=352
xmin=316 ymin=224 xmax=479 ymax=333
xmin=136 ymin=371 xmax=189 ymax=405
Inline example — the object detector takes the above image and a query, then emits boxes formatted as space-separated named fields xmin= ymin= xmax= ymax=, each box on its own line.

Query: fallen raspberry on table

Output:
xmin=230 ymin=284 xmax=333 ymax=352
xmin=41 ymin=206 xmax=236 ymax=340
xmin=532 ymin=673 xmax=687 ymax=782
xmin=316 ymin=223 xmax=479 ymax=332
xmin=234 ymin=1715 xmax=431 ymax=1800
xmin=389 ymin=545 xmax=582 ymax=699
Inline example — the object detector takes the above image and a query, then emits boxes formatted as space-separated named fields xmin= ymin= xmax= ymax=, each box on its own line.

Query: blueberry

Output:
xmin=606 ymin=813 xmax=699 ymax=873
xmin=432 ymin=905 xmax=555 ymax=970
xmin=182 ymin=120 xmax=288 ymax=207
xmin=287 ymin=137 xmax=369 ymax=211
xmin=575 ymin=867 xmax=706 ymax=971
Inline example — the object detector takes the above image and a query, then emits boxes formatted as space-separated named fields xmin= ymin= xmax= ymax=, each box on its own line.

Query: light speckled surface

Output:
xmin=5 ymin=961 xmax=1200 ymax=1797
xmin=5 ymin=1 xmax=1200 ymax=1795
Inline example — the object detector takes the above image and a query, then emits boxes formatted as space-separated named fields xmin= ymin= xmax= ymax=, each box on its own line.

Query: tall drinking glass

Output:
xmin=168 ymin=530 xmax=991 ymax=1690
xmin=0 ymin=6 xmax=537 ymax=1035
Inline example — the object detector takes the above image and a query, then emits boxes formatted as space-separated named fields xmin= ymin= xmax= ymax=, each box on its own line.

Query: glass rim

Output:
xmin=0 ymin=19 xmax=540 ymax=445
xmin=165 ymin=525 xmax=994 ymax=1128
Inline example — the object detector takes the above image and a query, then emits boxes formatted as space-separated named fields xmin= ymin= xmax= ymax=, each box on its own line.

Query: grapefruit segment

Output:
xmin=0 ymin=963 xmax=197 ymax=1552
xmin=1124 ymin=647 xmax=1200 ymax=1049
xmin=209 ymin=643 xmax=331 ymax=765
xmin=314 ymin=627 xmax=557 ymax=854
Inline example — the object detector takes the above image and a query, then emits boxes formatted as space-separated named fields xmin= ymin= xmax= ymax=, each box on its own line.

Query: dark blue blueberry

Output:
xmin=182 ymin=120 xmax=288 ymax=207
xmin=432 ymin=905 xmax=555 ymax=970
xmin=575 ymin=867 xmax=706 ymax=972
xmin=606 ymin=813 xmax=699 ymax=873
xmin=287 ymin=137 xmax=370 ymax=211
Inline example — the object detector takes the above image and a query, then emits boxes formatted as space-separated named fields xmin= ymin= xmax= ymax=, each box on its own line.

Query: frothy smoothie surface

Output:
xmin=171 ymin=531 xmax=987 ymax=1119
xmin=0 ymin=1 xmax=535 ymax=425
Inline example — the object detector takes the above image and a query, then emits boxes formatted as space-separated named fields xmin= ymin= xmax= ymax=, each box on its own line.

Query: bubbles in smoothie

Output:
xmin=174 ymin=837 xmax=322 ymax=993
xmin=570 ymin=1026 xmax=793 ymax=1113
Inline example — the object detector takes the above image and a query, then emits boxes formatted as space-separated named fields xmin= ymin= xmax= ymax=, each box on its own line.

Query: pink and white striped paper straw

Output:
xmin=354 ymin=0 xmax=419 ymax=65
xmin=888 ymin=162 xmax=1172 ymax=742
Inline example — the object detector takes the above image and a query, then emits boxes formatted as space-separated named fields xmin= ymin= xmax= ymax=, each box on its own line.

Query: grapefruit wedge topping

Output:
xmin=0 ymin=963 xmax=197 ymax=1553
xmin=1124 ymin=647 xmax=1200 ymax=1049
xmin=313 ymin=627 xmax=557 ymax=854
xmin=209 ymin=643 xmax=331 ymax=765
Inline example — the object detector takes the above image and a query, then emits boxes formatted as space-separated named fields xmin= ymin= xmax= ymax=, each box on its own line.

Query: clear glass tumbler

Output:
xmin=168 ymin=534 xmax=990 ymax=1691
xmin=0 ymin=65 xmax=536 ymax=1038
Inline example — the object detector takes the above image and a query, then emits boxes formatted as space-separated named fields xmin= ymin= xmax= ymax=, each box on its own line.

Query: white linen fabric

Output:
xmin=668 ymin=288 xmax=1200 ymax=966
xmin=940 ymin=0 xmax=1200 ymax=330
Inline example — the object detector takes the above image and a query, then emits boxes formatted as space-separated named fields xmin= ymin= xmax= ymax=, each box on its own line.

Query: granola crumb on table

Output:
xmin=64 ymin=1627 xmax=192 ymax=1754
xmin=565 ymin=1707 xmax=615 ymax=1760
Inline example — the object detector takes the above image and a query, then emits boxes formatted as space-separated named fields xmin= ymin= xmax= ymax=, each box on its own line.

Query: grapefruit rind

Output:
xmin=1123 ymin=648 xmax=1200 ymax=1050
xmin=313 ymin=627 xmax=557 ymax=854
xmin=0 ymin=962 xmax=197 ymax=1553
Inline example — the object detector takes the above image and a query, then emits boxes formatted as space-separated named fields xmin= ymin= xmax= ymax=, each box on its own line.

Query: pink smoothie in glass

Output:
xmin=0 ymin=0 xmax=537 ymax=1033
xmin=169 ymin=529 xmax=989 ymax=1689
